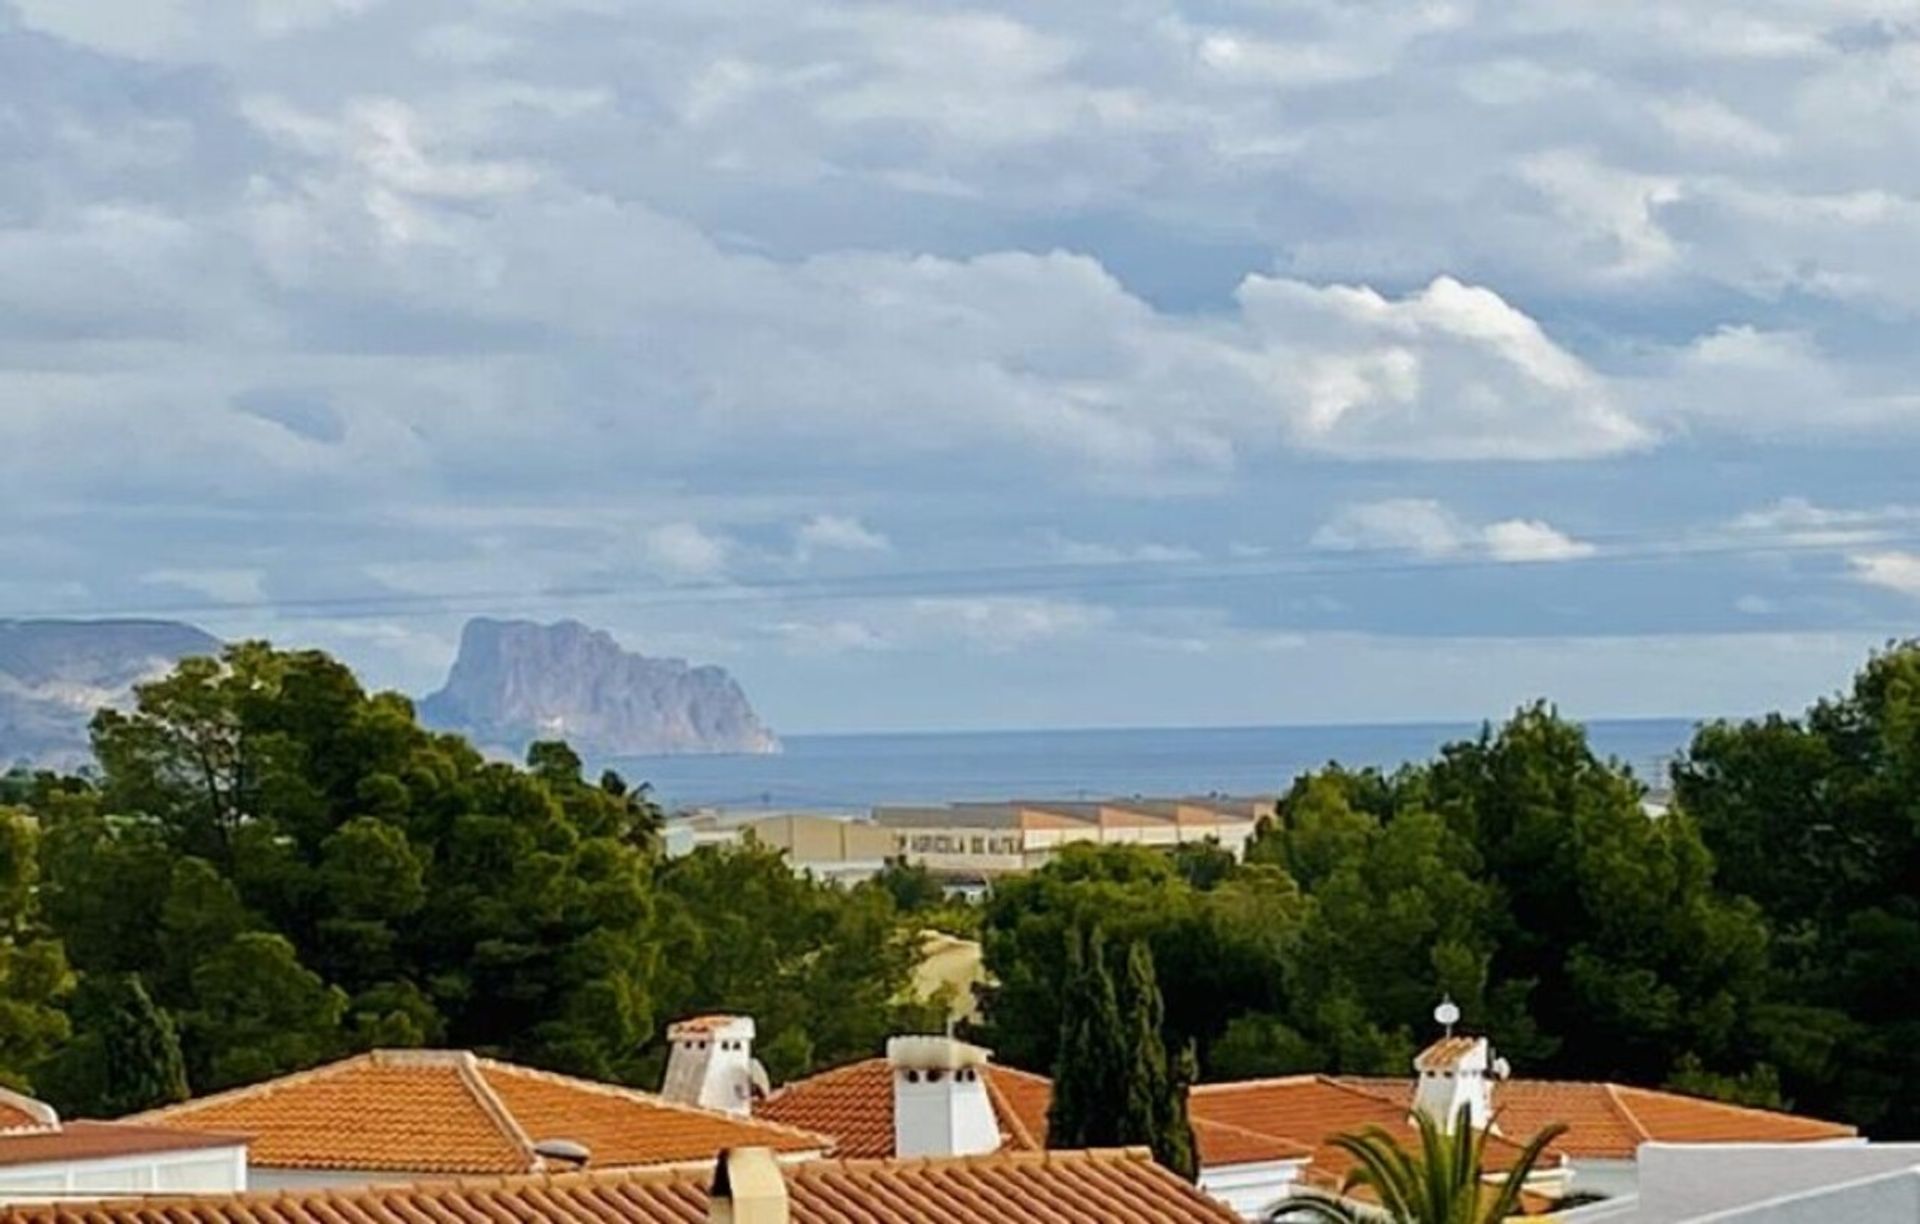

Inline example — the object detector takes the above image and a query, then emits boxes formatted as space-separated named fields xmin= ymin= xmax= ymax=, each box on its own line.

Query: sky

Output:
xmin=2 ymin=0 xmax=1918 ymax=734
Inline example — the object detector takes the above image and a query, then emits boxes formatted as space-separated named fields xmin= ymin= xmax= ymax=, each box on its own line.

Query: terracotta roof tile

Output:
xmin=766 ymin=1061 xmax=1310 ymax=1168
xmin=0 ymin=1122 xmax=244 ymax=1168
xmin=1189 ymin=1076 xmax=1546 ymax=1183
xmin=131 ymin=1050 xmax=829 ymax=1174
xmin=1413 ymin=1036 xmax=1484 ymax=1071
xmin=760 ymin=1058 xmax=1050 ymax=1159
xmin=1336 ymin=1077 xmax=1855 ymax=1160
xmin=0 ymin=1148 xmax=1237 ymax=1224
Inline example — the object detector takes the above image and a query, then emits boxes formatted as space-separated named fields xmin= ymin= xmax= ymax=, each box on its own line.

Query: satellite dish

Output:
xmin=1492 ymin=1057 xmax=1512 ymax=1081
xmin=1434 ymin=996 xmax=1461 ymax=1034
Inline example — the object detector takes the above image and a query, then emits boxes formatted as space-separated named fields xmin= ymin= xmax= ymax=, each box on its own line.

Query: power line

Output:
xmin=4 ymin=524 xmax=1917 ymax=625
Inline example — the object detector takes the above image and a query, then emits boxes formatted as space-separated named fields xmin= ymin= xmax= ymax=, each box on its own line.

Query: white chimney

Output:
xmin=887 ymin=1035 xmax=1001 ymax=1159
xmin=708 ymin=1147 xmax=789 ymax=1224
xmin=1411 ymin=1035 xmax=1499 ymax=1134
xmin=663 ymin=1016 xmax=763 ymax=1117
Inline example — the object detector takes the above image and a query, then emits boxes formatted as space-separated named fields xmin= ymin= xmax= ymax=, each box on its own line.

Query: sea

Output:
xmin=611 ymin=718 xmax=1699 ymax=814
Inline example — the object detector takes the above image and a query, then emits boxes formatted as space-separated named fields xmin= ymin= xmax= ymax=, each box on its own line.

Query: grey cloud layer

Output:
xmin=2 ymin=0 xmax=1917 ymax=723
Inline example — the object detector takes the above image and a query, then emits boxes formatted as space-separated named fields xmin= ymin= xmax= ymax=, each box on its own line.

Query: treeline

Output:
xmin=975 ymin=642 xmax=1920 ymax=1137
xmin=2 ymin=640 xmax=1917 ymax=1138
xmin=0 ymin=644 xmax=943 ymax=1117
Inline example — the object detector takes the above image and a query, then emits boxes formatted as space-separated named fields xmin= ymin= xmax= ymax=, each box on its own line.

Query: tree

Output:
xmin=1267 ymin=1107 xmax=1567 ymax=1224
xmin=0 ymin=810 xmax=72 ymax=1091
xmin=1423 ymin=706 xmax=1769 ymax=1087
xmin=1047 ymin=926 xmax=1196 ymax=1179
xmin=38 ymin=974 xmax=187 ymax=1118
xmin=1675 ymin=642 xmax=1920 ymax=1132
xmin=1117 ymin=939 xmax=1197 ymax=1180
xmin=41 ymin=644 xmax=665 ymax=1089
xmin=179 ymin=932 xmax=345 ymax=1091
xmin=1047 ymin=924 xmax=1126 ymax=1150
xmin=648 ymin=842 xmax=933 ymax=1082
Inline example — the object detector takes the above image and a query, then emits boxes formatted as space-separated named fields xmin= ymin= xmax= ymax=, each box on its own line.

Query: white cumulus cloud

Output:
xmin=1314 ymin=500 xmax=1596 ymax=564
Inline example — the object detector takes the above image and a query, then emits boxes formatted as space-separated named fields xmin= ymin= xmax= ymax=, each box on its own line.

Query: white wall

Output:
xmin=1568 ymin=1157 xmax=1641 ymax=1201
xmin=0 ymin=1145 xmax=247 ymax=1202
xmin=1198 ymin=1159 xmax=1308 ymax=1220
xmin=1629 ymin=1141 xmax=1895 ymax=1224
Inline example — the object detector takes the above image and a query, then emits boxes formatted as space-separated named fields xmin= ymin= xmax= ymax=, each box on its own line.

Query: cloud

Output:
xmin=907 ymin=596 xmax=1113 ymax=652
xmin=1483 ymin=519 xmax=1599 ymax=563
xmin=641 ymin=523 xmax=730 ymax=579
xmin=1314 ymin=500 xmax=1595 ymax=564
xmin=794 ymin=514 xmax=891 ymax=561
xmin=1045 ymin=533 xmax=1202 ymax=565
xmin=1312 ymin=499 xmax=1467 ymax=558
xmin=1730 ymin=497 xmax=1920 ymax=548
xmin=1851 ymin=551 xmax=1920 ymax=598
xmin=1233 ymin=276 xmax=1652 ymax=461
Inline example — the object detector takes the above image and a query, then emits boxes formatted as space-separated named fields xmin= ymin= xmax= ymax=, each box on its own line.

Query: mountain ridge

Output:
xmin=0 ymin=616 xmax=777 ymax=767
xmin=417 ymin=617 xmax=779 ymax=759
xmin=0 ymin=619 xmax=222 ymax=767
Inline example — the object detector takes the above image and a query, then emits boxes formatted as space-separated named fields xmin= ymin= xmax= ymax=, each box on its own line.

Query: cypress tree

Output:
xmin=100 ymin=974 xmax=189 ymax=1115
xmin=1046 ymin=923 xmax=1125 ymax=1148
xmin=1116 ymin=939 xmax=1197 ymax=1180
xmin=1047 ymin=926 xmax=1197 ymax=1180
xmin=53 ymin=974 xmax=190 ymax=1117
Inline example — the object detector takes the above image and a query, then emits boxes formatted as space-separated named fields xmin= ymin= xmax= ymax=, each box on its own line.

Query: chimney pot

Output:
xmin=887 ymin=1035 xmax=1001 ymax=1159
xmin=663 ymin=1016 xmax=763 ymax=1116
xmin=709 ymin=1147 xmax=789 ymax=1224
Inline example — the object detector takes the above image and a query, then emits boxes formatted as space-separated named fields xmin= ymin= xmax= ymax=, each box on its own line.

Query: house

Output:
xmin=759 ymin=1029 xmax=1855 ymax=1219
xmin=757 ymin=1032 xmax=1317 ymax=1216
xmin=871 ymin=796 xmax=1265 ymax=874
xmin=0 ymin=1088 xmax=245 ymax=1202
xmin=1553 ymin=1142 xmax=1920 ymax=1222
xmin=0 ymin=1144 xmax=1239 ymax=1224
xmin=131 ymin=1043 xmax=829 ymax=1189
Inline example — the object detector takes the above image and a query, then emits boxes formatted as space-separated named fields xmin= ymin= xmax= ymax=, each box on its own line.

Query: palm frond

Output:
xmin=1265 ymin=1194 xmax=1366 ymax=1223
xmin=1475 ymin=1118 xmax=1569 ymax=1224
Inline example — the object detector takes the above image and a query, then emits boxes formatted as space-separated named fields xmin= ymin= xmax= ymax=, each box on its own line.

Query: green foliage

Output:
xmin=181 ymin=932 xmax=346 ymax=1090
xmin=1046 ymin=926 xmax=1197 ymax=1180
xmin=38 ymin=974 xmax=188 ymax=1118
xmin=872 ymin=859 xmax=947 ymax=914
xmin=1266 ymin=1106 xmax=1567 ymax=1224
xmin=983 ymin=704 xmax=1785 ymax=1105
xmin=0 ymin=811 xmax=71 ymax=1091
xmin=649 ymin=841 xmax=936 ymax=1083
xmin=1675 ymin=641 xmax=1920 ymax=1132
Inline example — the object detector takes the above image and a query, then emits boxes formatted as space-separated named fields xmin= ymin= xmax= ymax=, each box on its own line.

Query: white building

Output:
xmin=0 ymin=1089 xmax=246 ymax=1202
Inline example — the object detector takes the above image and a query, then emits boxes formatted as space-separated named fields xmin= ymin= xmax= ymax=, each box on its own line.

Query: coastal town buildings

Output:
xmin=664 ymin=795 xmax=1268 ymax=882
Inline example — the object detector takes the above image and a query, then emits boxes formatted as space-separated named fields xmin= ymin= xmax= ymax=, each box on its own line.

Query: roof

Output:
xmin=762 ymin=1059 xmax=1309 ymax=1168
xmin=1338 ymin=1077 xmax=1857 ymax=1160
xmin=761 ymin=1057 xmax=1047 ymax=1158
xmin=130 ymin=1050 xmax=830 ymax=1174
xmin=0 ymin=1122 xmax=243 ymax=1168
xmin=0 ymin=1148 xmax=1238 ymax=1224
xmin=1413 ymin=1035 xmax=1484 ymax=1072
xmin=1189 ymin=1075 xmax=1550 ymax=1187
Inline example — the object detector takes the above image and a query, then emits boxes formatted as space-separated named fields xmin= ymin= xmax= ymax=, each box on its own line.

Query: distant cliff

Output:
xmin=419 ymin=618 xmax=779 ymax=759
xmin=0 ymin=619 xmax=221 ymax=767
